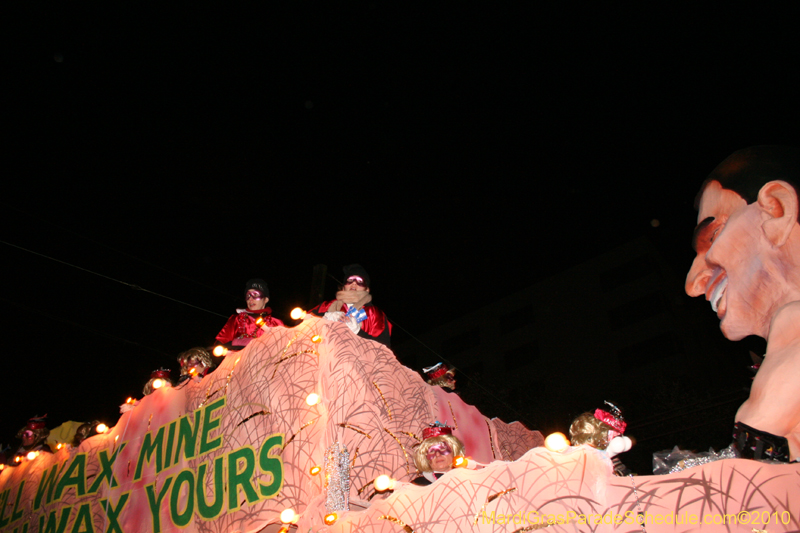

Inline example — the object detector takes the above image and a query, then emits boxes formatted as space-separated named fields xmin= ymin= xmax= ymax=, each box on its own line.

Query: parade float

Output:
xmin=1 ymin=314 xmax=797 ymax=533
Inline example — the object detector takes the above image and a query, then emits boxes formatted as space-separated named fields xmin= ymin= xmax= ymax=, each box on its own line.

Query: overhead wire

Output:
xmin=1 ymin=231 xmax=740 ymax=439
xmin=0 ymin=222 xmax=544 ymax=442
xmin=635 ymin=405 xmax=744 ymax=443
xmin=0 ymin=296 xmax=170 ymax=356
xmin=2 ymin=202 xmax=235 ymax=300
xmin=0 ymin=239 xmax=227 ymax=318
xmin=631 ymin=388 xmax=749 ymax=428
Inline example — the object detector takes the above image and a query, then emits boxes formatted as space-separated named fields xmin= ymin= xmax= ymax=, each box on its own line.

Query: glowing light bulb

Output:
xmin=56 ymin=443 xmax=63 ymax=450
xmin=126 ymin=397 xmax=134 ymax=404
xmin=311 ymin=335 xmax=322 ymax=343
xmin=278 ymin=528 xmax=289 ymax=533
xmin=279 ymin=508 xmax=297 ymax=524
xmin=544 ymin=432 xmax=570 ymax=453
xmin=0 ymin=464 xmax=5 ymax=471
xmin=306 ymin=393 xmax=320 ymax=406
xmin=255 ymin=317 xmax=265 ymax=326
xmin=189 ymin=368 xmax=197 ymax=375
xmin=115 ymin=435 xmax=119 ymax=442
xmin=324 ymin=513 xmax=338 ymax=525
xmin=15 ymin=456 xmax=22 ymax=463
xmin=290 ymin=308 xmax=306 ymax=320
xmin=373 ymin=474 xmax=395 ymax=492
xmin=453 ymin=456 xmax=467 ymax=468
xmin=26 ymin=452 xmax=36 ymax=461
xmin=152 ymin=378 xmax=164 ymax=390
xmin=96 ymin=423 xmax=108 ymax=434
xmin=309 ymin=465 xmax=321 ymax=475
xmin=213 ymin=346 xmax=228 ymax=357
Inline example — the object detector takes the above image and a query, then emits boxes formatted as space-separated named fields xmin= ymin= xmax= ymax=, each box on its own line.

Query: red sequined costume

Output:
xmin=309 ymin=301 xmax=392 ymax=347
xmin=215 ymin=308 xmax=284 ymax=348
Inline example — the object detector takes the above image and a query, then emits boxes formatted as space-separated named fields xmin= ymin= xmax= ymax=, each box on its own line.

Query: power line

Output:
xmin=0 ymin=296 xmax=170 ymax=356
xmin=387 ymin=315 xmax=533 ymax=426
xmin=2 ymin=203 xmax=236 ymax=301
xmin=635 ymin=412 xmax=739 ymax=443
xmin=631 ymin=388 xmax=749 ymax=428
xmin=0 ymin=239 xmax=227 ymax=318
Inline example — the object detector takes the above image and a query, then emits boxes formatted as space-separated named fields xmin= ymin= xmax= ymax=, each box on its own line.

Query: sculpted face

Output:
xmin=685 ymin=181 xmax=778 ymax=340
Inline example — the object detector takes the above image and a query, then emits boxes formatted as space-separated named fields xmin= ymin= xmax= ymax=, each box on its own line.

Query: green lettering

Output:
xmin=69 ymin=503 xmax=94 ymax=533
xmin=169 ymin=470 xmax=195 ymax=528
xmin=54 ymin=455 xmax=86 ymax=501
xmin=11 ymin=521 xmax=29 ymax=533
xmin=0 ymin=489 xmax=10 ymax=527
xmin=134 ymin=426 xmax=166 ymax=481
xmin=34 ymin=463 xmax=65 ymax=510
xmin=196 ymin=456 xmax=224 ymax=519
xmin=164 ymin=421 xmax=177 ymax=469
xmin=88 ymin=443 xmax=126 ymax=494
xmin=11 ymin=481 xmax=26 ymax=523
xmin=199 ymin=397 xmax=226 ymax=456
xmin=227 ymin=447 xmax=259 ymax=512
xmin=145 ymin=477 xmax=173 ymax=533
xmin=174 ymin=409 xmax=202 ymax=463
xmin=38 ymin=506 xmax=71 ymax=533
xmin=258 ymin=434 xmax=284 ymax=499
xmin=99 ymin=493 xmax=129 ymax=533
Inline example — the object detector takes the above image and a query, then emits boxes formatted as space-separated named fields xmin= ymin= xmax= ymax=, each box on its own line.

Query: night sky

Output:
xmin=4 ymin=3 xmax=799 ymax=459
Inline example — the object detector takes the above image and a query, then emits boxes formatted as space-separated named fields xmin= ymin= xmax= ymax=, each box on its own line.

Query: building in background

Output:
xmin=394 ymin=237 xmax=749 ymax=455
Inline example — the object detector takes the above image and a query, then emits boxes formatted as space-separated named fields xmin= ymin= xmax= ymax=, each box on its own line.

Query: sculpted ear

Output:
xmin=758 ymin=180 xmax=799 ymax=247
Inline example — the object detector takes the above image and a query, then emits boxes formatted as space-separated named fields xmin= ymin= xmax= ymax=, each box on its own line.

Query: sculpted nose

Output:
xmin=685 ymin=255 xmax=712 ymax=297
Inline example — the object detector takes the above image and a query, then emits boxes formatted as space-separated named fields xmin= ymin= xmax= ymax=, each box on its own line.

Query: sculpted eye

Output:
xmin=710 ymin=225 xmax=723 ymax=243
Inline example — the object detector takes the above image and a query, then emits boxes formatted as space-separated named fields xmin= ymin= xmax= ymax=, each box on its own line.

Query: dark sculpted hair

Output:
xmin=699 ymin=146 xmax=800 ymax=221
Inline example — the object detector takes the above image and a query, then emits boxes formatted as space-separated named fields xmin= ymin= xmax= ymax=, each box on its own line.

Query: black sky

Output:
xmin=4 ymin=3 xmax=799 ymax=447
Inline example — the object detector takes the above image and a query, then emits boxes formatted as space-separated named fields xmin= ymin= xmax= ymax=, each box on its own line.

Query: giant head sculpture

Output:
xmin=686 ymin=145 xmax=800 ymax=460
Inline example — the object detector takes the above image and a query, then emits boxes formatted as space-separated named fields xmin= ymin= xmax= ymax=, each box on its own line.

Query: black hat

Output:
xmin=245 ymin=279 xmax=269 ymax=299
xmin=343 ymin=264 xmax=370 ymax=287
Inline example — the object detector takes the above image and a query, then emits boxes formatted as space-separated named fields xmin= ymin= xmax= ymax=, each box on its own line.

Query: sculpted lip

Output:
xmin=704 ymin=268 xmax=726 ymax=302
xmin=710 ymin=276 xmax=728 ymax=315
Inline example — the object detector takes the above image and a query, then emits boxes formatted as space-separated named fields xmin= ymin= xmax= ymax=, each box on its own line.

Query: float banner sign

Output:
xmin=0 ymin=387 xmax=284 ymax=533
